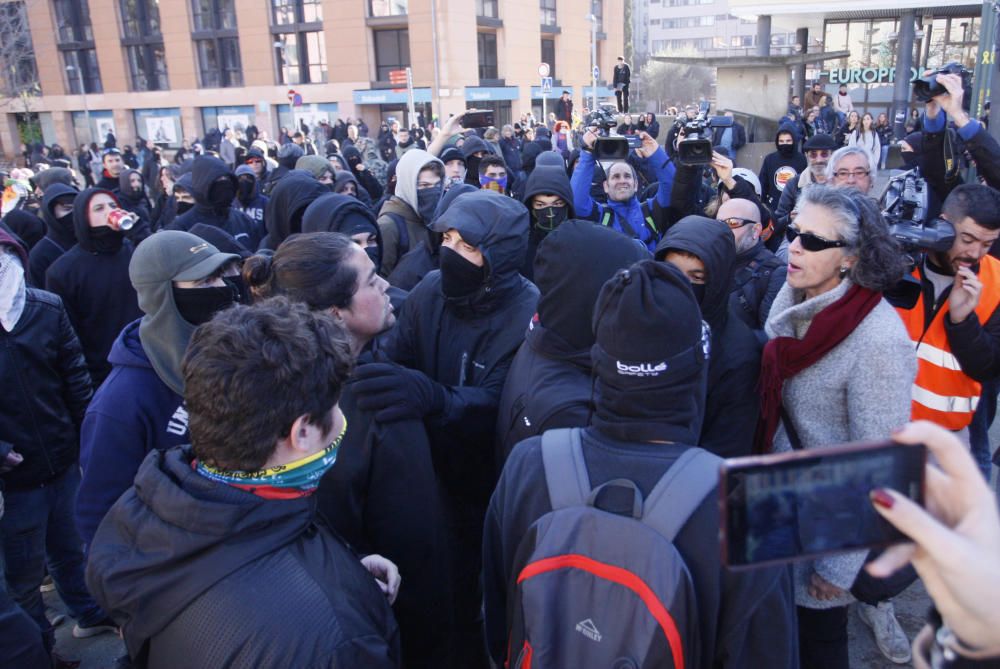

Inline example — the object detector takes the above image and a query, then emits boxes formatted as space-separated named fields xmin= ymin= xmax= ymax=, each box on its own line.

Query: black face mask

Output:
xmin=777 ymin=144 xmax=794 ymax=157
xmin=439 ymin=246 xmax=487 ymax=299
xmin=176 ymin=200 xmax=195 ymax=215
xmin=55 ymin=212 xmax=74 ymax=231
xmin=416 ymin=185 xmax=442 ymax=223
xmin=207 ymin=180 xmax=237 ymax=210
xmin=532 ymin=205 xmax=568 ymax=233
xmin=89 ymin=225 xmax=124 ymax=254
xmin=236 ymin=178 xmax=256 ymax=203
xmin=365 ymin=245 xmax=382 ymax=272
xmin=173 ymin=284 xmax=237 ymax=326
xmin=690 ymin=283 xmax=707 ymax=304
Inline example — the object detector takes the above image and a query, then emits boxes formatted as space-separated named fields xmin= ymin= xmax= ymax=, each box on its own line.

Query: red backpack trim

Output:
xmin=517 ymin=553 xmax=685 ymax=669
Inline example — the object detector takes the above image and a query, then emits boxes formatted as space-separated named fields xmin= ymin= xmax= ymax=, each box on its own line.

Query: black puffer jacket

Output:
xmin=381 ymin=191 xmax=539 ymax=503
xmin=44 ymin=188 xmax=142 ymax=386
xmin=28 ymin=183 xmax=78 ymax=287
xmin=1 ymin=231 xmax=92 ymax=490
xmin=87 ymin=446 xmax=401 ymax=669
xmin=496 ymin=221 xmax=648 ymax=462
xmin=656 ymin=217 xmax=761 ymax=458
xmin=167 ymin=156 xmax=264 ymax=250
xmin=260 ymin=169 xmax=329 ymax=250
xmin=730 ymin=240 xmax=787 ymax=345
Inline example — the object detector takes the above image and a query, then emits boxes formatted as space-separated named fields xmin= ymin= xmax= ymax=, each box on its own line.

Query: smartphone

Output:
xmin=463 ymin=110 xmax=495 ymax=128
xmin=625 ymin=135 xmax=642 ymax=149
xmin=720 ymin=440 xmax=926 ymax=570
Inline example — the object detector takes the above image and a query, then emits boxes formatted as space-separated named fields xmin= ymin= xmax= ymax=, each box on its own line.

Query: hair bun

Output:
xmin=242 ymin=251 xmax=275 ymax=297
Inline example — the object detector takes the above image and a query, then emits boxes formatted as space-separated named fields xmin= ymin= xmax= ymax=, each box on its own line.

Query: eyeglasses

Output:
xmin=806 ymin=149 xmax=831 ymax=159
xmin=833 ymin=168 xmax=870 ymax=180
xmin=785 ymin=224 xmax=847 ymax=252
xmin=720 ymin=217 xmax=759 ymax=229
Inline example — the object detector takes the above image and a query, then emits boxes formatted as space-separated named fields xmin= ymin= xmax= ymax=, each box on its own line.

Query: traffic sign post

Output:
xmin=540 ymin=76 xmax=552 ymax=122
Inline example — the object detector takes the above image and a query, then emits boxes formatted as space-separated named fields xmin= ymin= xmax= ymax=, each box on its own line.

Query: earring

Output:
xmin=839 ymin=265 xmax=849 ymax=278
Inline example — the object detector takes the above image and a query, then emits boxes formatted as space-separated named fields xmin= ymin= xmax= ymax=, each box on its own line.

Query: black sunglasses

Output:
xmin=721 ymin=217 xmax=759 ymax=229
xmin=785 ymin=224 xmax=847 ymax=252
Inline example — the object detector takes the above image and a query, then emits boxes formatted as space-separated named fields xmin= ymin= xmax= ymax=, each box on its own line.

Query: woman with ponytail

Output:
xmin=754 ymin=185 xmax=916 ymax=669
xmin=243 ymin=232 xmax=453 ymax=668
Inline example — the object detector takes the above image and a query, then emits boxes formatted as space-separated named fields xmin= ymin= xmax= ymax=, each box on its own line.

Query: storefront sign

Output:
xmin=465 ymin=87 xmax=519 ymax=102
xmin=353 ymin=88 xmax=432 ymax=105
xmin=823 ymin=67 xmax=920 ymax=85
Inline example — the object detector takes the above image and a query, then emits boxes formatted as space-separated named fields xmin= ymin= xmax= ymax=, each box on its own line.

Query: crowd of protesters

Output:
xmin=2 ymin=67 xmax=1000 ymax=669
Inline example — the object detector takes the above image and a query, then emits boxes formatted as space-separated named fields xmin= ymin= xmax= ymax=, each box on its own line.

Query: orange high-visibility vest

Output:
xmin=896 ymin=255 xmax=1000 ymax=430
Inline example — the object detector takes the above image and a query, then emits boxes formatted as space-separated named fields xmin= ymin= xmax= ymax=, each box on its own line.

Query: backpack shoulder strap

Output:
xmin=541 ymin=428 xmax=591 ymax=510
xmin=641 ymin=448 xmax=721 ymax=541
xmin=641 ymin=199 xmax=659 ymax=236
xmin=384 ymin=211 xmax=410 ymax=256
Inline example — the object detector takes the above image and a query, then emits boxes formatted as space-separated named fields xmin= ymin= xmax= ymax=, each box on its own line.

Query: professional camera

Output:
xmin=881 ymin=168 xmax=955 ymax=254
xmin=912 ymin=62 xmax=972 ymax=105
xmin=586 ymin=106 xmax=618 ymax=135
xmin=676 ymin=101 xmax=732 ymax=166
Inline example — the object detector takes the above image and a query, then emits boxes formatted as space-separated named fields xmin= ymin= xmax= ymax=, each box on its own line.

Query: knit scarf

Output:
xmin=196 ymin=419 xmax=347 ymax=500
xmin=754 ymin=284 xmax=881 ymax=453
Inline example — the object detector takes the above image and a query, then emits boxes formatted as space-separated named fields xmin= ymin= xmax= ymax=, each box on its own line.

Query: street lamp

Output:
xmin=66 ymin=64 xmax=92 ymax=146
xmin=588 ymin=13 xmax=598 ymax=113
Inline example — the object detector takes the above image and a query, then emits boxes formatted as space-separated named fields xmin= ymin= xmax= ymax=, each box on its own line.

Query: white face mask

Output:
xmin=0 ymin=249 xmax=26 ymax=332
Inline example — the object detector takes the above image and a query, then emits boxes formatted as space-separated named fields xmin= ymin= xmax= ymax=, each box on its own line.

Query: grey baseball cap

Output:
xmin=129 ymin=230 xmax=240 ymax=287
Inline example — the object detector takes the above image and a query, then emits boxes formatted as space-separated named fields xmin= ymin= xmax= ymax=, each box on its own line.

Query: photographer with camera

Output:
xmin=571 ymin=129 xmax=677 ymax=253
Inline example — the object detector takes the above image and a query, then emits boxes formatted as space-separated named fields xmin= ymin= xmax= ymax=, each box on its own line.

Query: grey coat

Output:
xmin=765 ymin=278 xmax=916 ymax=609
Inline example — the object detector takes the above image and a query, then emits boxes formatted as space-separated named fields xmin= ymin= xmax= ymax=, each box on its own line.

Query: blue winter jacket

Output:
xmin=570 ymin=146 xmax=676 ymax=253
xmin=76 ymin=320 xmax=189 ymax=546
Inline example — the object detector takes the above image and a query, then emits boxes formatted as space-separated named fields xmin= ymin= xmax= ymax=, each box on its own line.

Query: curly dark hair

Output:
xmin=181 ymin=296 xmax=354 ymax=471
xmin=795 ymin=184 xmax=906 ymax=292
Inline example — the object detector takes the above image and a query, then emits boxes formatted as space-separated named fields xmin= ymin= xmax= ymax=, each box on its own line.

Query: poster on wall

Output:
xmin=95 ymin=118 xmax=117 ymax=142
xmin=145 ymin=116 xmax=178 ymax=144
xmin=217 ymin=114 xmax=251 ymax=134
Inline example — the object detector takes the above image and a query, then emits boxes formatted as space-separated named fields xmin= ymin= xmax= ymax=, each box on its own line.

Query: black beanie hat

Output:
xmin=590 ymin=259 xmax=710 ymax=444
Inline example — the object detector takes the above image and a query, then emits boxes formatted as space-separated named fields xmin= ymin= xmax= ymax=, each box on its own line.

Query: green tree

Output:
xmin=636 ymin=58 xmax=714 ymax=110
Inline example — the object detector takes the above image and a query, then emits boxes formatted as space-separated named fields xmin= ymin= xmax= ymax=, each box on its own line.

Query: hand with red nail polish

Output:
xmin=866 ymin=421 xmax=1000 ymax=657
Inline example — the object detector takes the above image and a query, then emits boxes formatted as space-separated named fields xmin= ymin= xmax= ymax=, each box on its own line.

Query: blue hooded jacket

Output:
xmin=76 ymin=320 xmax=189 ymax=546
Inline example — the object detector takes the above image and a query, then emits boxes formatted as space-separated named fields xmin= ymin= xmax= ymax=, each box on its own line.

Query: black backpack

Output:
xmin=506 ymin=428 xmax=720 ymax=669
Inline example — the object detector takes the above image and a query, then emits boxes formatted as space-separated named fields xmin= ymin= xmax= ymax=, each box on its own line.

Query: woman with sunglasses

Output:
xmin=756 ymin=185 xmax=917 ymax=669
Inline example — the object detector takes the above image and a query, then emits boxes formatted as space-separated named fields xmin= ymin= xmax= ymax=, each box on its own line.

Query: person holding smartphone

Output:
xmin=756 ymin=185 xmax=916 ymax=668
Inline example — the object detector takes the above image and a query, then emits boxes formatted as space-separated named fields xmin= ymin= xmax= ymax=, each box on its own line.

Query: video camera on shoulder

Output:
xmin=676 ymin=101 xmax=732 ymax=166
xmin=912 ymin=62 xmax=972 ymax=108
xmin=880 ymin=168 xmax=955 ymax=256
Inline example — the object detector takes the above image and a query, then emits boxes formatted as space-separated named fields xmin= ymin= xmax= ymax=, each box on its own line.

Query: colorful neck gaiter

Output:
xmin=196 ymin=419 xmax=347 ymax=500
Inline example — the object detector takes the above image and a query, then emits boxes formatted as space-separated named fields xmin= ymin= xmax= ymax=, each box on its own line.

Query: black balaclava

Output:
xmin=176 ymin=198 xmax=195 ymax=216
xmin=89 ymin=225 xmax=125 ymax=255
xmin=207 ymin=177 xmax=237 ymax=214
xmin=532 ymin=205 xmax=569 ymax=233
xmin=236 ymin=175 xmax=256 ymax=204
xmin=416 ymin=185 xmax=443 ymax=224
xmin=172 ymin=282 xmax=238 ymax=326
xmin=439 ymin=246 xmax=486 ymax=298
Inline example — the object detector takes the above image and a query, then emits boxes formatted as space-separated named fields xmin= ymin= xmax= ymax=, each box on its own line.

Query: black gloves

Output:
xmin=352 ymin=363 xmax=446 ymax=423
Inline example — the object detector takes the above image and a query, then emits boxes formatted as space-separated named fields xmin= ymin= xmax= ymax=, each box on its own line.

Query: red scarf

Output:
xmin=754 ymin=284 xmax=882 ymax=453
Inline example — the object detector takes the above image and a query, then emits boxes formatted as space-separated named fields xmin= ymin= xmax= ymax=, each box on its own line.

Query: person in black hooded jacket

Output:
xmin=28 ymin=183 xmax=78 ymax=287
xmin=260 ymin=169 xmax=330 ymax=250
xmin=355 ymin=191 xmax=539 ymax=667
xmin=518 ymin=164 xmax=576 ymax=280
xmin=117 ymin=169 xmax=153 ymax=229
xmin=45 ymin=188 xmax=146 ymax=387
xmin=166 ymin=155 xmax=264 ymax=250
xmin=343 ymin=145 xmax=384 ymax=201
xmin=483 ymin=260 xmax=797 ymax=669
xmin=2 ymin=208 xmax=44 ymax=252
xmin=758 ymin=125 xmax=807 ymax=210
xmin=655 ymin=216 xmax=761 ymax=458
xmin=496 ymin=220 xmax=649 ymax=462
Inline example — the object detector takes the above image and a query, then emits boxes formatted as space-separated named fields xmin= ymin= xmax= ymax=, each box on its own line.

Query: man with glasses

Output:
xmin=825 ymin=146 xmax=873 ymax=195
xmin=717 ymin=198 xmax=786 ymax=343
xmin=774 ymin=134 xmax=838 ymax=253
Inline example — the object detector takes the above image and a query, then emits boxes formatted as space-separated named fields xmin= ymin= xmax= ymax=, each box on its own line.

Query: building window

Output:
xmin=369 ymin=0 xmax=407 ymax=17
xmin=540 ymin=0 xmax=556 ymax=26
xmin=477 ymin=0 xmax=498 ymax=19
xmin=271 ymin=0 xmax=326 ymax=84
xmin=191 ymin=0 xmax=242 ymax=87
xmin=373 ymin=28 xmax=409 ymax=82
xmin=119 ymin=0 xmax=168 ymax=91
xmin=53 ymin=0 xmax=102 ymax=93
xmin=0 ymin=2 xmax=38 ymax=96
xmin=541 ymin=38 xmax=556 ymax=79
xmin=478 ymin=32 xmax=498 ymax=80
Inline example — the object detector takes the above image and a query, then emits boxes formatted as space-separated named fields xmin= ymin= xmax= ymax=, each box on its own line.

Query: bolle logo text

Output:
xmin=616 ymin=360 xmax=667 ymax=377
